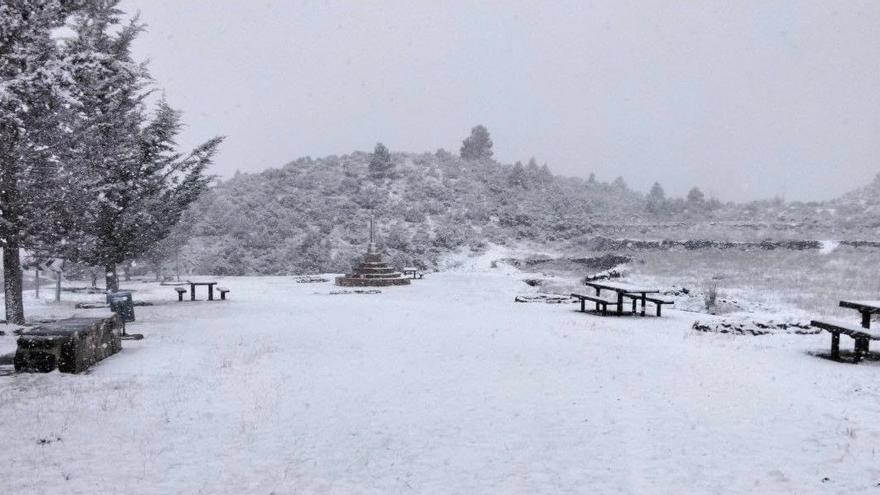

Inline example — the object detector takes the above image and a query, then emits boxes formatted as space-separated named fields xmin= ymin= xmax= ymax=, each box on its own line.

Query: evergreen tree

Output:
xmin=646 ymin=182 xmax=667 ymax=214
xmin=508 ymin=161 xmax=527 ymax=189
xmin=0 ymin=1 xmax=86 ymax=324
xmin=538 ymin=163 xmax=553 ymax=187
xmin=64 ymin=3 xmax=222 ymax=290
xmin=612 ymin=176 xmax=628 ymax=190
xmin=687 ymin=187 xmax=705 ymax=204
xmin=460 ymin=125 xmax=493 ymax=161
xmin=368 ymin=142 xmax=394 ymax=178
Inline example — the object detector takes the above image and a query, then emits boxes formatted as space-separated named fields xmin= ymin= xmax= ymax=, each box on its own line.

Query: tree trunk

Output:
xmin=3 ymin=244 xmax=25 ymax=324
xmin=123 ymin=261 xmax=132 ymax=281
xmin=90 ymin=269 xmax=98 ymax=288
xmin=54 ymin=271 xmax=62 ymax=302
xmin=105 ymin=264 xmax=119 ymax=292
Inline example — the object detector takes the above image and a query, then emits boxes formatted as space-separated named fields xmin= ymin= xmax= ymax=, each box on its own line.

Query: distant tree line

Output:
xmin=1 ymin=1 xmax=222 ymax=323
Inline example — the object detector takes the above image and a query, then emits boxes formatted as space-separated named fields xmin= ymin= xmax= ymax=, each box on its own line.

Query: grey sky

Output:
xmin=121 ymin=0 xmax=880 ymax=201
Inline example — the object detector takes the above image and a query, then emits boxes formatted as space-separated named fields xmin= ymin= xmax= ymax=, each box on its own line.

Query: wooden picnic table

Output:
xmin=811 ymin=300 xmax=880 ymax=362
xmin=839 ymin=300 xmax=880 ymax=328
xmin=186 ymin=281 xmax=218 ymax=301
xmin=583 ymin=280 xmax=660 ymax=316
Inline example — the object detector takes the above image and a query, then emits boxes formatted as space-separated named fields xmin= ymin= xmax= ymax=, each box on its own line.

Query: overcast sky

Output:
xmin=121 ymin=0 xmax=880 ymax=201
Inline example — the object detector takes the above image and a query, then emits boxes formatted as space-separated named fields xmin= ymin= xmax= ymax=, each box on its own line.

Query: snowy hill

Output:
xmin=169 ymin=150 xmax=880 ymax=276
xmin=178 ymin=151 xmax=648 ymax=275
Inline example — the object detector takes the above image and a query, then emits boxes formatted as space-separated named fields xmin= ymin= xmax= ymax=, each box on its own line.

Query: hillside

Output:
xmin=173 ymin=151 xmax=878 ymax=276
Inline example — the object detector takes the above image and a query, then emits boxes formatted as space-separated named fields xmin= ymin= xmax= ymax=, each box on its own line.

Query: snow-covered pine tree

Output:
xmin=63 ymin=1 xmax=222 ymax=291
xmin=646 ymin=182 xmax=667 ymax=214
xmin=508 ymin=161 xmax=527 ymax=188
xmin=58 ymin=1 xmax=149 ymax=291
xmin=460 ymin=125 xmax=493 ymax=161
xmin=369 ymin=142 xmax=393 ymax=179
xmin=0 ymin=1 xmax=86 ymax=324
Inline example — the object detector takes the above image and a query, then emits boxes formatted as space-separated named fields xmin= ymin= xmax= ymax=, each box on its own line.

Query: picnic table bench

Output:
xmin=570 ymin=292 xmax=620 ymax=315
xmin=173 ymin=281 xmax=227 ymax=301
xmin=576 ymin=281 xmax=671 ymax=316
xmin=402 ymin=267 xmax=423 ymax=279
xmin=812 ymin=300 xmax=880 ymax=362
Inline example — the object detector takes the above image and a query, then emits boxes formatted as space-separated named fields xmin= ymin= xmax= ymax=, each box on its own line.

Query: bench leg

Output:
xmin=177 ymin=292 xmax=183 ymax=302
xmin=656 ymin=304 xmax=662 ymax=317
xmin=580 ymin=299 xmax=585 ymax=312
xmin=221 ymin=292 xmax=226 ymax=301
xmin=854 ymin=338 xmax=865 ymax=363
xmin=208 ymin=285 xmax=214 ymax=301
xmin=617 ymin=293 xmax=624 ymax=316
xmin=641 ymin=294 xmax=647 ymax=317
xmin=190 ymin=285 xmax=195 ymax=301
xmin=831 ymin=332 xmax=840 ymax=360
xmin=631 ymin=299 xmax=637 ymax=314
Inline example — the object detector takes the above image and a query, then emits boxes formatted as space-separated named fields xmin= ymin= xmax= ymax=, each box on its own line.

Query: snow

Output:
xmin=820 ymin=240 xmax=840 ymax=254
xmin=2 ymin=269 xmax=880 ymax=493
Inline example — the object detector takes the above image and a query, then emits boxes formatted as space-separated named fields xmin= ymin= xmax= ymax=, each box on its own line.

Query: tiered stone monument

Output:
xmin=335 ymin=217 xmax=411 ymax=287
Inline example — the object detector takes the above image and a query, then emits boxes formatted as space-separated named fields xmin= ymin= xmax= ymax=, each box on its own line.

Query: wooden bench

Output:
xmin=624 ymin=294 xmax=675 ymax=316
xmin=811 ymin=319 xmax=880 ymax=362
xmin=218 ymin=287 xmax=230 ymax=300
xmin=174 ymin=287 xmax=187 ymax=301
xmin=402 ymin=268 xmax=423 ymax=280
xmin=571 ymin=293 xmax=620 ymax=316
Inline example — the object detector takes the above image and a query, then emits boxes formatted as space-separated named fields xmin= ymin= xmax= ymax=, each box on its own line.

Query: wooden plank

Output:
xmin=840 ymin=300 xmax=880 ymax=313
xmin=583 ymin=280 xmax=661 ymax=294
xmin=570 ymin=293 xmax=620 ymax=305
xmin=810 ymin=319 xmax=880 ymax=340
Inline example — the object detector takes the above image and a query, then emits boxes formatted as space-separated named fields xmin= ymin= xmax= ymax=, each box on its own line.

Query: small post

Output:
xmin=55 ymin=271 xmax=61 ymax=302
xmin=34 ymin=268 xmax=39 ymax=299
xmin=861 ymin=311 xmax=871 ymax=329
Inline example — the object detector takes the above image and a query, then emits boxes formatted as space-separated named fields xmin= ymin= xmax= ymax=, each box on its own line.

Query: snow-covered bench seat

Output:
xmin=624 ymin=294 xmax=674 ymax=316
xmin=571 ymin=293 xmax=620 ymax=316
xmin=14 ymin=316 xmax=122 ymax=373
xmin=810 ymin=319 xmax=880 ymax=362
xmin=218 ymin=287 xmax=230 ymax=300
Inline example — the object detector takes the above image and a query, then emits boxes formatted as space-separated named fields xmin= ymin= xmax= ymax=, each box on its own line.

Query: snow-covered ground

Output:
xmin=1 ymin=265 xmax=879 ymax=494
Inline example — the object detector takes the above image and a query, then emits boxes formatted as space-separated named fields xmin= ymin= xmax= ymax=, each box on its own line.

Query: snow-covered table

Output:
xmin=839 ymin=300 xmax=880 ymax=328
xmin=810 ymin=300 xmax=880 ymax=362
xmin=581 ymin=281 xmax=662 ymax=316
xmin=186 ymin=281 xmax=219 ymax=301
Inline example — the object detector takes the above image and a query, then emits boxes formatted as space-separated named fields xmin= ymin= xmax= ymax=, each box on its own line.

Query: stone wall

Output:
xmin=14 ymin=316 xmax=122 ymax=373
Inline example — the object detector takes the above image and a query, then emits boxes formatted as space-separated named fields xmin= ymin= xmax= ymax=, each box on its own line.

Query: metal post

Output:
xmin=34 ymin=268 xmax=39 ymax=298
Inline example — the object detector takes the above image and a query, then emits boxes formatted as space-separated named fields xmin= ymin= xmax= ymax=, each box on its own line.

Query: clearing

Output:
xmin=1 ymin=266 xmax=879 ymax=494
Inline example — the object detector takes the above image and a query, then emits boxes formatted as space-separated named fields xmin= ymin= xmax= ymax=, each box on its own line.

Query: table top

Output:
xmin=583 ymin=280 xmax=660 ymax=294
xmin=187 ymin=281 xmax=218 ymax=286
xmin=840 ymin=300 xmax=880 ymax=312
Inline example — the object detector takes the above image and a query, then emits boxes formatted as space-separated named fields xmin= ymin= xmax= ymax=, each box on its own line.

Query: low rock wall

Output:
xmin=14 ymin=316 xmax=122 ymax=373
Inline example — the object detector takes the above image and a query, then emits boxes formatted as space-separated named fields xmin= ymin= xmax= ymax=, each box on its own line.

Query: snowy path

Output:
xmin=1 ymin=272 xmax=879 ymax=494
